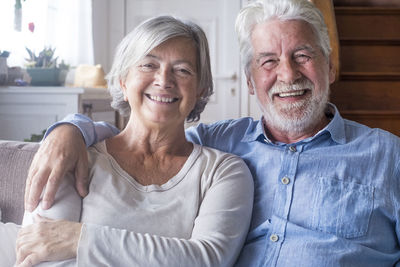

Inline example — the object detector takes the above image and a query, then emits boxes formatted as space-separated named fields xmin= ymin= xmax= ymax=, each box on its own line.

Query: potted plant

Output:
xmin=25 ymin=47 xmax=69 ymax=86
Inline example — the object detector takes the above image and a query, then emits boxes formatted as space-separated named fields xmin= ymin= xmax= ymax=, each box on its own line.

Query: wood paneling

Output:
xmin=334 ymin=0 xmax=400 ymax=7
xmin=340 ymin=45 xmax=400 ymax=73
xmin=336 ymin=8 xmax=400 ymax=40
xmin=331 ymin=81 xmax=400 ymax=110
xmin=339 ymin=111 xmax=400 ymax=136
xmin=331 ymin=4 xmax=400 ymax=136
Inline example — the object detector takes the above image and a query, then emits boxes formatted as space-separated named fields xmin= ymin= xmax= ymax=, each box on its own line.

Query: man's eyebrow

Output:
xmin=293 ymin=45 xmax=316 ymax=54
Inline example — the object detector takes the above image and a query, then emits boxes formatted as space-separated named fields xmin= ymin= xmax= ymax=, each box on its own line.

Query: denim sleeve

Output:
xmin=185 ymin=123 xmax=216 ymax=146
xmin=43 ymin=114 xmax=120 ymax=147
xmin=185 ymin=120 xmax=238 ymax=152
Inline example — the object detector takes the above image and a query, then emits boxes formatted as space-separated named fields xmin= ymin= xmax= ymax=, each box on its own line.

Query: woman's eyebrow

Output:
xmin=144 ymin=53 xmax=157 ymax=59
xmin=145 ymin=54 xmax=196 ymax=68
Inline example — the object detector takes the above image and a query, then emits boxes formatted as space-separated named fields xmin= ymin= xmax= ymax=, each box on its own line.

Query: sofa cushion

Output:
xmin=0 ymin=140 xmax=39 ymax=224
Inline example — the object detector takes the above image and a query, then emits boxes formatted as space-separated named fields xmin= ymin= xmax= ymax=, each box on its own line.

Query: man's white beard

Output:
xmin=257 ymin=78 xmax=330 ymax=135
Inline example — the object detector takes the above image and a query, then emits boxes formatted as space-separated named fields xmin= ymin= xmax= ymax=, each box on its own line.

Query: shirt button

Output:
xmin=289 ymin=146 xmax=297 ymax=152
xmin=281 ymin=177 xmax=290 ymax=185
xmin=270 ymin=234 xmax=279 ymax=242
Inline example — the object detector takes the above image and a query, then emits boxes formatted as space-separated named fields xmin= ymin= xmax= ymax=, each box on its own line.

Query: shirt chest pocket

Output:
xmin=309 ymin=177 xmax=374 ymax=239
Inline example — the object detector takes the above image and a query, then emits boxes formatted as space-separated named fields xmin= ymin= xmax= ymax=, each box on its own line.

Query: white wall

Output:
xmin=92 ymin=0 xmax=125 ymax=73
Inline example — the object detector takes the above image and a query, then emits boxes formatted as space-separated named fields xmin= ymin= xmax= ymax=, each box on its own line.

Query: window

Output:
xmin=0 ymin=0 xmax=93 ymax=68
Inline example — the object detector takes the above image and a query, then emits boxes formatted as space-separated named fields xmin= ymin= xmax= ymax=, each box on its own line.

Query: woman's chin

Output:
xmin=143 ymin=117 xmax=185 ymax=128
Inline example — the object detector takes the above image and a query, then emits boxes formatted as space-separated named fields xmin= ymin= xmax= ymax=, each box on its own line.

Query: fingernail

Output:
xmin=42 ymin=201 xmax=50 ymax=210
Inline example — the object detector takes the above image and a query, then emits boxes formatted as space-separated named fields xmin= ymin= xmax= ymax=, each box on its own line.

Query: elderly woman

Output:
xmin=4 ymin=16 xmax=253 ymax=266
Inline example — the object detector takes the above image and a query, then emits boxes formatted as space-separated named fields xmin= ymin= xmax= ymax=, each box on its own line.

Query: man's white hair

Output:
xmin=235 ymin=0 xmax=331 ymax=78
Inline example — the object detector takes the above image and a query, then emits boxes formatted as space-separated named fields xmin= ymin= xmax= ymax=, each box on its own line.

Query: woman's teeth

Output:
xmin=147 ymin=95 xmax=177 ymax=103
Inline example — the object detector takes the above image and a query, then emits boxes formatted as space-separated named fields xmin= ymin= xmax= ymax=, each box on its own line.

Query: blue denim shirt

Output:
xmin=51 ymin=104 xmax=400 ymax=266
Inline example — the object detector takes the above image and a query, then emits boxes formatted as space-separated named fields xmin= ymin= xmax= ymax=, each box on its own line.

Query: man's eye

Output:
xmin=294 ymin=55 xmax=311 ymax=64
xmin=261 ymin=59 xmax=278 ymax=69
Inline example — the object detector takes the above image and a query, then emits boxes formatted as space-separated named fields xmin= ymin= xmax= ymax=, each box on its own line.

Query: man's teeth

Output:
xmin=278 ymin=90 xmax=305 ymax=98
xmin=148 ymin=95 xmax=176 ymax=103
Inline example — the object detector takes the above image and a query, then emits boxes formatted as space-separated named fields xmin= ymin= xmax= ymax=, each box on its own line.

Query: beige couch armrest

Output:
xmin=0 ymin=140 xmax=39 ymax=224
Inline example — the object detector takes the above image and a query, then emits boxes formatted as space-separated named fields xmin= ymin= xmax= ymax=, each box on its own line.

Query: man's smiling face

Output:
xmin=248 ymin=19 xmax=335 ymax=135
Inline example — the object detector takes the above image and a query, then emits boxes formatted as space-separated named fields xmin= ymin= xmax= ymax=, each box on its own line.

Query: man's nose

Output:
xmin=276 ymin=59 xmax=301 ymax=84
xmin=154 ymin=67 xmax=174 ymax=89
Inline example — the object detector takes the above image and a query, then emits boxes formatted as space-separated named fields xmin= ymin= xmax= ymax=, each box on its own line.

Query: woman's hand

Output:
xmin=15 ymin=216 xmax=82 ymax=267
xmin=24 ymin=124 xmax=89 ymax=212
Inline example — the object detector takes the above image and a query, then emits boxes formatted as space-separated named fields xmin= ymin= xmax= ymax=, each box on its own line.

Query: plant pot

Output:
xmin=26 ymin=68 xmax=64 ymax=86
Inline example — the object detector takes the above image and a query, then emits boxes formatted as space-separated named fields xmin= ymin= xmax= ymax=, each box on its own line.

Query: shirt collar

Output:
xmin=240 ymin=117 xmax=266 ymax=143
xmin=322 ymin=103 xmax=346 ymax=144
xmin=240 ymin=103 xmax=347 ymax=145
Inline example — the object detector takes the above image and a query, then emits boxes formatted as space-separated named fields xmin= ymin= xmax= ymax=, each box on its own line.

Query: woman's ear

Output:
xmin=197 ymin=87 xmax=207 ymax=99
xmin=120 ymin=79 xmax=128 ymax=102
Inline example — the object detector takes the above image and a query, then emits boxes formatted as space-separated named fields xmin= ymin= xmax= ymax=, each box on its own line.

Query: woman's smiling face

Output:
xmin=121 ymin=37 xmax=200 ymax=127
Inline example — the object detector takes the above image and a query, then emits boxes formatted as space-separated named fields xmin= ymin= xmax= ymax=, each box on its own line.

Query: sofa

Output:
xmin=0 ymin=140 xmax=39 ymax=224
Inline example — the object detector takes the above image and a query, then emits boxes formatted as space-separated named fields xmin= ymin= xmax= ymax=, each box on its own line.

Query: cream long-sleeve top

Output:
xmin=75 ymin=142 xmax=254 ymax=266
xmin=0 ymin=143 xmax=253 ymax=267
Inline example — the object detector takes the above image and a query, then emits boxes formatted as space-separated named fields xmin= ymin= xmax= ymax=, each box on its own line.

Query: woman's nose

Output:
xmin=154 ymin=68 xmax=174 ymax=89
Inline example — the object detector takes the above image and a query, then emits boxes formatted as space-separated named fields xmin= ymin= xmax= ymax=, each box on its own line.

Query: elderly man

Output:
xmin=24 ymin=0 xmax=400 ymax=266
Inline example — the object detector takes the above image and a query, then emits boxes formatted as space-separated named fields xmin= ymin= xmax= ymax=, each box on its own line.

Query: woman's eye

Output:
xmin=179 ymin=69 xmax=190 ymax=74
xmin=175 ymin=67 xmax=192 ymax=76
xmin=139 ymin=63 xmax=156 ymax=71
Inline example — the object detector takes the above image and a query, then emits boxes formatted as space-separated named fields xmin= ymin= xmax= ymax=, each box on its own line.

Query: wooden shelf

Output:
xmin=334 ymin=0 xmax=400 ymax=7
xmin=340 ymin=110 xmax=400 ymax=116
xmin=340 ymin=72 xmax=400 ymax=80
xmin=335 ymin=6 xmax=400 ymax=14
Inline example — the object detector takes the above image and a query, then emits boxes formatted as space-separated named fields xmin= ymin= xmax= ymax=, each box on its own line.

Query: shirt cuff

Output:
xmin=42 ymin=114 xmax=120 ymax=147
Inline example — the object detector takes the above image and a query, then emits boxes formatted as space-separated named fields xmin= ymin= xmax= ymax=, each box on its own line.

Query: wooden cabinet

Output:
xmin=0 ymin=86 xmax=115 ymax=141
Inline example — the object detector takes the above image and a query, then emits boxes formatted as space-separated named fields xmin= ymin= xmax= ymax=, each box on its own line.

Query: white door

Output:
xmin=123 ymin=0 xmax=242 ymax=125
xmin=238 ymin=0 xmax=263 ymax=121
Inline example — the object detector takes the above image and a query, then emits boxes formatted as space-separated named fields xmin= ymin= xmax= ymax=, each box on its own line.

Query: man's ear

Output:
xmin=328 ymin=55 xmax=336 ymax=85
xmin=247 ymin=76 xmax=255 ymax=95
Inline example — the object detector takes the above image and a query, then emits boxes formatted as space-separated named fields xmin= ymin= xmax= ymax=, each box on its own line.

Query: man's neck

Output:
xmin=264 ymin=115 xmax=331 ymax=144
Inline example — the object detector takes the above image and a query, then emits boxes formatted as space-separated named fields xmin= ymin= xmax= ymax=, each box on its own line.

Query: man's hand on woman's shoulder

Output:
xmin=24 ymin=124 xmax=89 ymax=212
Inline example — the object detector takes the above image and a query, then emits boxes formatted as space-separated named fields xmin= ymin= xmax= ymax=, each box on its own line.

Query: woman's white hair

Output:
xmin=235 ymin=0 xmax=331 ymax=78
xmin=107 ymin=15 xmax=213 ymax=122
